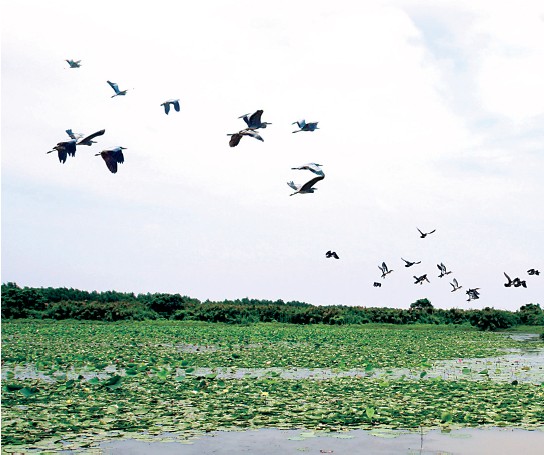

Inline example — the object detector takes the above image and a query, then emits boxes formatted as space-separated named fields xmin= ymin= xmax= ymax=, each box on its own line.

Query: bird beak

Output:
xmin=94 ymin=153 xmax=101 ymax=156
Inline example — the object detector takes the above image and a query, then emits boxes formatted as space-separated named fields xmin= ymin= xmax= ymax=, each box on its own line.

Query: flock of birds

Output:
xmin=326 ymin=227 xmax=540 ymax=302
xmin=54 ymin=59 xmax=539 ymax=305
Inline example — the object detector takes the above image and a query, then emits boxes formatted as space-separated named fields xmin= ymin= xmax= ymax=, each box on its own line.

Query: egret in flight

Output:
xmin=161 ymin=99 xmax=180 ymax=115
xmin=95 ymin=147 xmax=126 ymax=173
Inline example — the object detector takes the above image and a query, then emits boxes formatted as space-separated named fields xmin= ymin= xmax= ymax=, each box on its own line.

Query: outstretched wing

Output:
xmin=173 ymin=100 xmax=180 ymax=112
xmin=57 ymin=147 xmax=68 ymax=163
xmin=249 ymin=110 xmax=263 ymax=126
xmin=242 ymin=129 xmax=263 ymax=142
xmin=78 ymin=129 xmax=105 ymax=145
xmin=107 ymin=81 xmax=120 ymax=94
xmin=229 ymin=133 xmax=242 ymax=147
xmin=417 ymin=227 xmax=424 ymax=236
xmin=286 ymin=181 xmax=299 ymax=191
xmin=101 ymin=149 xmax=124 ymax=173
xmin=299 ymin=175 xmax=325 ymax=192
xmin=66 ymin=129 xmax=77 ymax=140
xmin=504 ymin=272 xmax=512 ymax=282
xmin=163 ymin=103 xmax=170 ymax=115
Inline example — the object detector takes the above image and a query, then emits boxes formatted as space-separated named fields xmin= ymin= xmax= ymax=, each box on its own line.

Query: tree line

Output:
xmin=1 ymin=282 xmax=542 ymax=331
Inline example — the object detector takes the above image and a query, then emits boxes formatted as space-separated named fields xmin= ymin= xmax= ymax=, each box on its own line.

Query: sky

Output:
xmin=2 ymin=0 xmax=543 ymax=311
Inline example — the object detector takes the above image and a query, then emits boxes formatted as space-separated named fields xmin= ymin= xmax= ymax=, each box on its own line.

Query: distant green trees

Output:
xmin=1 ymin=283 xmax=542 ymax=331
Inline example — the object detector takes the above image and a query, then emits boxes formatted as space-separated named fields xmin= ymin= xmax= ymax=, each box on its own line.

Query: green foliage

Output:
xmin=468 ymin=307 xmax=520 ymax=331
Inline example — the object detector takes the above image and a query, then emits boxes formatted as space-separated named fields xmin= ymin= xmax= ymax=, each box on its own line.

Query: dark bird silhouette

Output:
xmin=378 ymin=262 xmax=393 ymax=279
xmin=161 ymin=99 xmax=180 ymax=115
xmin=292 ymin=119 xmax=319 ymax=133
xmin=47 ymin=140 xmax=77 ymax=163
xmin=413 ymin=274 xmax=430 ymax=285
xmin=402 ymin=258 xmax=421 ymax=267
xmin=437 ymin=263 xmax=452 ymax=278
xmin=373 ymin=282 xmax=382 ymax=287
xmin=450 ymin=278 xmax=462 ymax=292
xmin=95 ymin=147 xmax=126 ymax=173
xmin=227 ymin=129 xmax=263 ymax=147
xmin=76 ymin=129 xmax=106 ymax=146
xmin=66 ymin=59 xmax=81 ymax=68
xmin=527 ymin=269 xmax=540 ymax=276
xmin=326 ymin=251 xmax=339 ymax=259
xmin=287 ymin=175 xmax=325 ymax=196
xmin=466 ymin=288 xmax=480 ymax=301
xmin=107 ymin=80 xmax=128 ymax=97
xmin=417 ymin=227 xmax=436 ymax=238
xmin=239 ymin=110 xmax=271 ymax=129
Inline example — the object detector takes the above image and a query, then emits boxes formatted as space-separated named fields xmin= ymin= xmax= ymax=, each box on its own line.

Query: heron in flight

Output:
xmin=437 ymin=263 xmax=451 ymax=277
xmin=378 ymin=262 xmax=393 ymax=279
xmin=95 ymin=147 xmax=126 ymax=173
xmin=402 ymin=258 xmax=421 ymax=267
xmin=292 ymin=120 xmax=319 ymax=133
xmin=450 ymin=278 xmax=462 ymax=292
xmin=466 ymin=288 xmax=480 ymax=301
xmin=417 ymin=227 xmax=436 ymax=238
xmin=291 ymin=163 xmax=324 ymax=176
xmin=161 ymin=99 xmax=180 ymax=115
xmin=527 ymin=268 xmax=540 ymax=276
xmin=239 ymin=110 xmax=271 ymax=129
xmin=47 ymin=140 xmax=77 ymax=163
xmin=65 ymin=129 xmax=105 ymax=146
xmin=107 ymin=81 xmax=128 ymax=97
xmin=287 ymin=175 xmax=325 ymax=196
xmin=227 ymin=129 xmax=264 ymax=147
xmin=326 ymin=251 xmax=340 ymax=259
xmin=66 ymin=59 xmax=81 ymax=68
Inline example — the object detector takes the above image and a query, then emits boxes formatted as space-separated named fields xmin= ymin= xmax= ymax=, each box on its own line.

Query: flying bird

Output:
xmin=47 ymin=140 xmax=77 ymax=163
xmin=417 ymin=227 xmax=436 ymax=238
xmin=402 ymin=258 xmax=421 ymax=267
xmin=326 ymin=251 xmax=340 ymax=259
xmin=466 ymin=288 xmax=480 ymax=301
xmin=291 ymin=163 xmax=324 ymax=176
xmin=527 ymin=269 xmax=540 ymax=276
xmin=373 ymin=282 xmax=382 ymax=288
xmin=227 ymin=129 xmax=264 ymax=147
xmin=95 ymin=147 xmax=126 ymax=173
xmin=437 ymin=263 xmax=452 ymax=277
xmin=66 ymin=59 xmax=81 ymax=68
xmin=292 ymin=120 xmax=319 ymax=133
xmin=413 ymin=274 xmax=430 ymax=285
xmin=76 ymin=129 xmax=106 ymax=146
xmin=287 ymin=175 xmax=325 ymax=196
xmin=161 ymin=99 xmax=180 ymax=115
xmin=107 ymin=81 xmax=128 ymax=97
xmin=378 ymin=262 xmax=393 ymax=279
xmin=239 ymin=110 xmax=271 ymax=129
xmin=450 ymin=278 xmax=462 ymax=292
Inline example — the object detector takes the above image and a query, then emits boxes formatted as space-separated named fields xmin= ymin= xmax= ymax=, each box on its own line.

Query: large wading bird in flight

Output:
xmin=66 ymin=59 xmax=81 ymax=68
xmin=291 ymin=163 xmax=324 ymax=176
xmin=287 ymin=175 xmax=325 ymax=196
xmin=417 ymin=227 xmax=436 ymax=238
xmin=161 ymin=99 xmax=180 ymax=115
xmin=65 ymin=129 xmax=105 ymax=146
xmin=450 ymin=278 xmax=462 ymax=292
xmin=292 ymin=120 xmax=319 ymax=133
xmin=437 ymin=262 xmax=451 ymax=278
xmin=402 ymin=258 xmax=421 ymax=268
xmin=227 ymin=129 xmax=264 ymax=147
xmin=95 ymin=147 xmax=126 ymax=173
xmin=107 ymin=80 xmax=128 ymax=97
xmin=239 ymin=110 xmax=271 ymax=129
xmin=47 ymin=140 xmax=76 ymax=163
xmin=414 ymin=274 xmax=430 ymax=285
xmin=378 ymin=262 xmax=393 ymax=279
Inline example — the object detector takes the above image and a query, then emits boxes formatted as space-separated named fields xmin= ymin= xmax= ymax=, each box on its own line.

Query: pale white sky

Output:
xmin=2 ymin=0 xmax=543 ymax=310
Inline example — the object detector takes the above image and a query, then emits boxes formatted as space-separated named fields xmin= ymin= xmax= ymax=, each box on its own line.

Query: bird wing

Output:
xmin=229 ymin=133 xmax=242 ymax=147
xmin=402 ymin=258 xmax=409 ymax=264
xmin=504 ymin=272 xmax=512 ymax=282
xmin=381 ymin=262 xmax=388 ymax=272
xmin=107 ymin=81 xmax=120 ymax=94
xmin=163 ymin=103 xmax=170 ymax=115
xmin=249 ymin=110 xmax=263 ymax=126
xmin=66 ymin=129 xmax=77 ymax=140
xmin=286 ymin=181 xmax=299 ymax=191
xmin=242 ymin=129 xmax=264 ymax=142
xmin=57 ymin=147 xmax=68 ymax=163
xmin=453 ymin=278 xmax=458 ymax=287
xmin=417 ymin=228 xmax=424 ymax=235
xmin=429 ymin=229 xmax=436 ymax=234
xmin=299 ymin=175 xmax=325 ymax=192
xmin=78 ymin=129 xmax=105 ymax=145
xmin=102 ymin=152 xmax=118 ymax=173
xmin=173 ymin=100 xmax=180 ymax=112
xmin=333 ymin=252 xmax=339 ymax=259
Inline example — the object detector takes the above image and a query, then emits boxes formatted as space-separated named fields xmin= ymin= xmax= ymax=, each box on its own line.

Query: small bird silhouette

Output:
xmin=292 ymin=120 xmax=319 ymax=133
xmin=373 ymin=282 xmax=382 ymax=288
xmin=227 ymin=129 xmax=263 ymax=147
xmin=107 ymin=81 xmax=128 ymax=97
xmin=450 ymin=278 xmax=462 ymax=292
xmin=402 ymin=258 xmax=421 ymax=267
xmin=413 ymin=274 xmax=430 ymax=285
xmin=527 ymin=269 xmax=540 ymax=276
xmin=417 ymin=227 xmax=436 ymax=238
xmin=437 ymin=263 xmax=451 ymax=278
xmin=47 ymin=140 xmax=77 ymax=163
xmin=239 ymin=110 xmax=271 ymax=129
xmin=325 ymin=251 xmax=340 ymax=259
xmin=287 ymin=175 xmax=325 ymax=196
xmin=466 ymin=288 xmax=480 ymax=301
xmin=378 ymin=262 xmax=393 ymax=279
xmin=66 ymin=59 xmax=81 ymax=68
xmin=95 ymin=147 xmax=126 ymax=173
xmin=160 ymin=99 xmax=180 ymax=115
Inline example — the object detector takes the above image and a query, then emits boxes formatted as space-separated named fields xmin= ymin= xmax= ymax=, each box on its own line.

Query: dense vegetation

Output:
xmin=2 ymin=282 xmax=543 ymax=331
